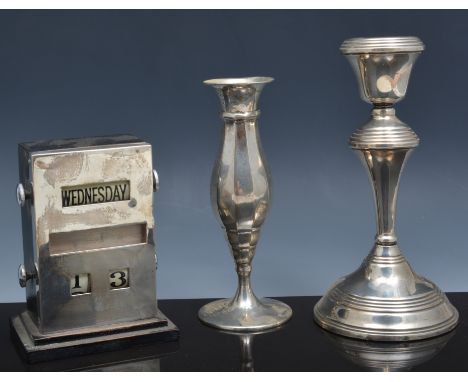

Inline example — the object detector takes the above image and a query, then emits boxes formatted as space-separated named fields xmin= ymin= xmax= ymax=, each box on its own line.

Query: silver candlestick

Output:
xmin=314 ymin=37 xmax=458 ymax=341
xmin=198 ymin=77 xmax=292 ymax=331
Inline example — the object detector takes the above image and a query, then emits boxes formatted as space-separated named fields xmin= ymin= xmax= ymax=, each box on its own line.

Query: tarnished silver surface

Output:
xmin=323 ymin=329 xmax=454 ymax=371
xmin=314 ymin=37 xmax=458 ymax=341
xmin=198 ymin=77 xmax=292 ymax=331
xmin=12 ymin=135 xmax=178 ymax=361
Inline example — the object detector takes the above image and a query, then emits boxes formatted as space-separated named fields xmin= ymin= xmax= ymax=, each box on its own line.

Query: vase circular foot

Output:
xmin=198 ymin=297 xmax=292 ymax=332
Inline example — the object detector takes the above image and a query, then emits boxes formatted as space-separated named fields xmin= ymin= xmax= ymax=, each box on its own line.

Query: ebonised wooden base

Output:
xmin=10 ymin=309 xmax=179 ymax=364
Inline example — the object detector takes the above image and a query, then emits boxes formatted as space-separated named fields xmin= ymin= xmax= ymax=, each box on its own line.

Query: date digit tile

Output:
xmin=70 ymin=273 xmax=90 ymax=295
xmin=109 ymin=269 xmax=129 ymax=289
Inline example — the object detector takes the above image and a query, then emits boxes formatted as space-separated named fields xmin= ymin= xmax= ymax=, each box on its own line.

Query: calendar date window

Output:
xmin=109 ymin=269 xmax=129 ymax=289
xmin=70 ymin=273 xmax=90 ymax=295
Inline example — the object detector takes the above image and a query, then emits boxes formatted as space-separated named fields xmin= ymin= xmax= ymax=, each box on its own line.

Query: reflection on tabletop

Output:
xmin=20 ymin=341 xmax=179 ymax=372
xmin=216 ymin=326 xmax=282 ymax=372
xmin=321 ymin=328 xmax=455 ymax=371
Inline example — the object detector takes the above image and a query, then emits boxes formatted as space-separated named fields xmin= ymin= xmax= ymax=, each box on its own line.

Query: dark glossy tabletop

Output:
xmin=1 ymin=293 xmax=467 ymax=371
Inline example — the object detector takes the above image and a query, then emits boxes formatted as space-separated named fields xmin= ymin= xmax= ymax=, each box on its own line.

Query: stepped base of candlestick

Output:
xmin=198 ymin=297 xmax=292 ymax=332
xmin=314 ymin=244 xmax=459 ymax=341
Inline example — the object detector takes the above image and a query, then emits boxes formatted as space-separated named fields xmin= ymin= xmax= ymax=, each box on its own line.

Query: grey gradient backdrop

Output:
xmin=1 ymin=10 xmax=467 ymax=302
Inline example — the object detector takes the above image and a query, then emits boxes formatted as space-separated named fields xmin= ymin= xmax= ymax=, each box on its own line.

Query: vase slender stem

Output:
xmin=232 ymin=272 xmax=259 ymax=310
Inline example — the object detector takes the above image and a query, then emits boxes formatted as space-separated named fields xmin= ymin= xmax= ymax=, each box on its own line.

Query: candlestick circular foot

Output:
xmin=198 ymin=298 xmax=292 ymax=332
xmin=314 ymin=291 xmax=458 ymax=341
xmin=314 ymin=252 xmax=459 ymax=341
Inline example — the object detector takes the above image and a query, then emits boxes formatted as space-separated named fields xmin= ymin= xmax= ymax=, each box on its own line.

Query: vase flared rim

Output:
xmin=340 ymin=36 xmax=425 ymax=55
xmin=204 ymin=76 xmax=274 ymax=87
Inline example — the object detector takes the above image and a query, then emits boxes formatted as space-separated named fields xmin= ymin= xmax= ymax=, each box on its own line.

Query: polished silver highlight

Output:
xmin=314 ymin=37 xmax=458 ymax=341
xmin=198 ymin=77 xmax=292 ymax=331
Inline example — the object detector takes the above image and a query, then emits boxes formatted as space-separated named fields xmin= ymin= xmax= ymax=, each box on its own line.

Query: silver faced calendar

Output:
xmin=11 ymin=135 xmax=178 ymax=362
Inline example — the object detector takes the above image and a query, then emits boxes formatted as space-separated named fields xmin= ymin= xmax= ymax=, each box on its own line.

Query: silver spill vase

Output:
xmin=198 ymin=77 xmax=292 ymax=331
xmin=314 ymin=37 xmax=458 ymax=341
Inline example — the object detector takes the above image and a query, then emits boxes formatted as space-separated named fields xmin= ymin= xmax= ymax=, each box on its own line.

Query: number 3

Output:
xmin=109 ymin=269 xmax=128 ymax=288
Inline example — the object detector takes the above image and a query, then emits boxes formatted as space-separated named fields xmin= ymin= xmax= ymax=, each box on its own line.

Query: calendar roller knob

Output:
xmin=18 ymin=264 xmax=36 ymax=288
xmin=16 ymin=182 xmax=32 ymax=207
xmin=153 ymin=169 xmax=159 ymax=192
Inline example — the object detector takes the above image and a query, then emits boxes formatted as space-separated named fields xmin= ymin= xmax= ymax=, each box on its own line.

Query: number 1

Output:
xmin=72 ymin=275 xmax=81 ymax=289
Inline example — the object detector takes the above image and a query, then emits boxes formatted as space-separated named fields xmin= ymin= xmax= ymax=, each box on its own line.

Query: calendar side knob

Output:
xmin=18 ymin=263 xmax=37 ymax=288
xmin=16 ymin=182 xmax=32 ymax=207
xmin=153 ymin=169 xmax=159 ymax=192
xmin=18 ymin=264 xmax=27 ymax=288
